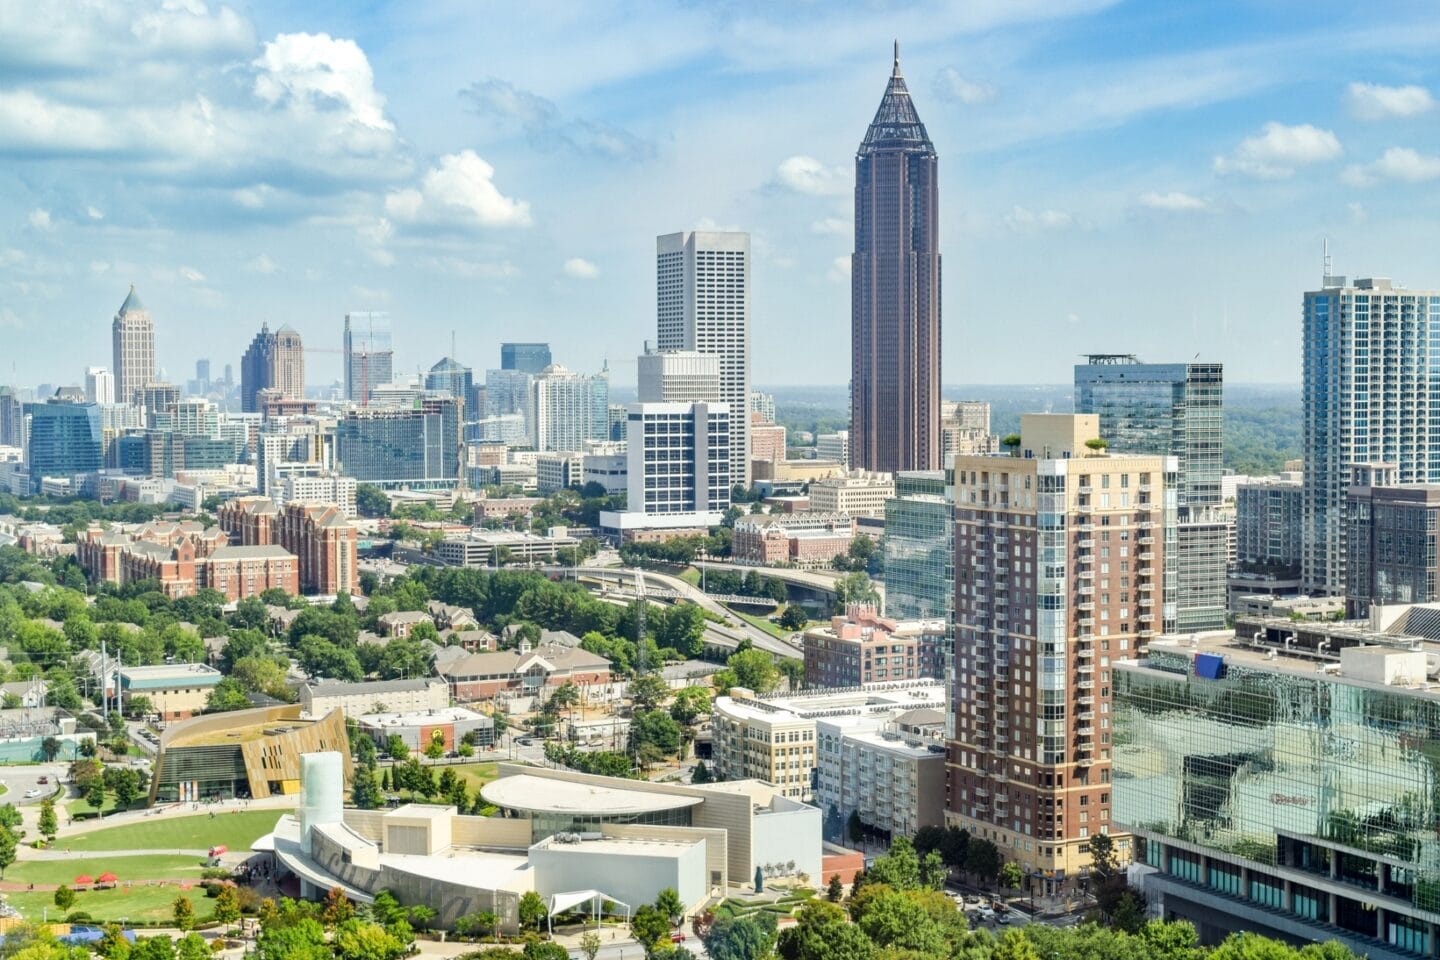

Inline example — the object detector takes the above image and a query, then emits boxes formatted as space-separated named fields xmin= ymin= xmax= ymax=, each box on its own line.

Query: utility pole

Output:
xmin=100 ymin=639 xmax=107 ymax=720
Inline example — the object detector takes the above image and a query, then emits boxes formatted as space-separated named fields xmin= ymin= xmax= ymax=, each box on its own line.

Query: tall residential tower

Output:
xmin=657 ymin=231 xmax=750 ymax=486
xmin=851 ymin=44 xmax=941 ymax=473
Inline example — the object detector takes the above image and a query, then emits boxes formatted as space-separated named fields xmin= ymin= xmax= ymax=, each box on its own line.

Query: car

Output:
xmin=36 ymin=776 xmax=47 ymax=784
xmin=965 ymin=896 xmax=984 ymax=908
xmin=23 ymin=789 xmax=42 ymax=799
xmin=975 ymin=907 xmax=995 ymax=922
xmin=670 ymin=932 xmax=687 ymax=943
xmin=996 ymin=914 xmax=1012 ymax=925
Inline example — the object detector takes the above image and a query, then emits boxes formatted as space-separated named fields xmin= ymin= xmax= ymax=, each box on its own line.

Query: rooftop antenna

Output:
xmin=450 ymin=329 xmax=456 ymax=361
xmin=1323 ymin=238 xmax=1332 ymax=282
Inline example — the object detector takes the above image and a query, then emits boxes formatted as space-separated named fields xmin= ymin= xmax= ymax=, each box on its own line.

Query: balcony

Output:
xmin=1075 ymin=664 xmax=1095 ymax=675
xmin=1076 ymin=600 xmax=1095 ymax=611
xmin=1075 ymin=646 xmax=1094 ymax=659
xmin=1076 ymin=679 xmax=1096 ymax=689
xmin=1138 ymin=551 xmax=1155 ymax=561
xmin=1076 ymin=725 xmax=1095 ymax=737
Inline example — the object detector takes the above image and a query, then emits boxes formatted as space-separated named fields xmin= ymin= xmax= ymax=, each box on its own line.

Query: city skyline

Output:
xmin=4 ymin=3 xmax=1440 ymax=386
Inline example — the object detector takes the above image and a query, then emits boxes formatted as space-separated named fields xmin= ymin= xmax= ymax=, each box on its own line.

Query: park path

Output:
xmin=23 ymin=846 xmax=212 ymax=860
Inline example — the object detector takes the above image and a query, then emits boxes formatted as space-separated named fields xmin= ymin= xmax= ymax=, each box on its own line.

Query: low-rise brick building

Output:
xmin=803 ymin=604 xmax=944 ymax=688
xmin=733 ymin=512 xmax=854 ymax=569
xmin=438 ymin=640 xmax=612 ymax=702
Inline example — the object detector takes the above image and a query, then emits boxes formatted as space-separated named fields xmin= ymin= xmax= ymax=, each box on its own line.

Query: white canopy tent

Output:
xmin=546 ymin=890 xmax=632 ymax=935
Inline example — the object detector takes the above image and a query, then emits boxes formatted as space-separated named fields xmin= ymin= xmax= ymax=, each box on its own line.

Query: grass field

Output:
xmin=728 ymin=607 xmax=791 ymax=640
xmin=5 ymin=886 xmax=217 ymax=924
xmin=677 ymin=568 xmax=701 ymax=587
xmin=66 ymin=796 xmax=146 ymax=819
xmin=450 ymin=762 xmax=499 ymax=793
xmin=62 ymin=810 xmax=281 ymax=853
xmin=7 ymin=854 xmax=207 ymax=887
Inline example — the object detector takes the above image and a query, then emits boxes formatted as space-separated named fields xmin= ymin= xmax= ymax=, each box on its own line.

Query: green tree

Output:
xmin=854 ymin=888 xmax=946 ymax=956
xmin=1001 ymin=860 xmax=1025 ymax=891
xmin=408 ymin=904 xmax=437 ymax=933
xmin=172 ymin=894 xmax=195 ymax=931
xmin=84 ymin=780 xmax=107 ymax=817
xmin=53 ymin=884 xmax=75 ymax=911
xmin=356 ymin=484 xmax=391 ymax=519
xmin=867 ymin=836 xmax=922 ymax=891
xmin=424 ymin=729 xmax=446 ymax=759
xmin=213 ymin=884 xmax=241 ymax=924
xmin=37 ymin=798 xmax=57 ymax=841
xmin=628 ymin=673 xmax=670 ymax=711
xmin=351 ymin=767 xmax=383 ymax=810
xmin=994 ymin=928 xmax=1041 ymax=960
xmin=176 ymin=933 xmax=211 ymax=960
xmin=777 ymin=605 xmax=809 ymax=631
xmin=334 ymin=918 xmax=408 ymax=960
xmin=847 ymin=810 xmax=864 ymax=845
xmin=655 ymin=887 xmax=684 ymax=924
xmin=580 ymin=931 xmax=603 ymax=960
xmin=777 ymin=903 xmax=875 ymax=960
xmin=690 ymin=760 xmax=712 ymax=784
xmin=205 ymin=677 xmax=252 ymax=713
xmin=630 ymin=904 xmax=672 ymax=956
xmin=39 ymin=736 xmax=61 ymax=762
xmin=629 ymin=709 xmax=682 ymax=765
xmin=518 ymin=890 xmax=548 ymax=931
xmin=826 ymin=873 xmax=844 ymax=902
xmin=386 ymin=735 xmax=408 ymax=761
xmin=703 ymin=914 xmax=778 ymax=960
xmin=726 ymin=648 xmax=778 ymax=694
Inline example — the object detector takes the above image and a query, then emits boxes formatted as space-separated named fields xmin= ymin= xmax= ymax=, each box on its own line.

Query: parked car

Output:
xmin=670 ymin=932 xmax=687 ymax=943
xmin=23 ymin=789 xmax=42 ymax=799
xmin=975 ymin=907 xmax=996 ymax=922
xmin=36 ymin=776 xmax=47 ymax=784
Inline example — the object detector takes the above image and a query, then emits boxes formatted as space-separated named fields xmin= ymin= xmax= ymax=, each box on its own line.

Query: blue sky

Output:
xmin=4 ymin=0 xmax=1440 ymax=389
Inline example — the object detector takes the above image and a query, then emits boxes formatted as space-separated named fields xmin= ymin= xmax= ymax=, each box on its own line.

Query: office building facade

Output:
xmin=626 ymin=402 xmax=731 ymax=518
xmin=884 ymin=470 xmax=953 ymax=622
xmin=1117 ymin=629 xmax=1440 ymax=960
xmin=1345 ymin=483 xmax=1440 ymax=617
xmin=0 ymin=388 xmax=22 ymax=449
xmin=501 ymin=343 xmax=551 ymax=375
xmin=803 ymin=604 xmax=944 ymax=688
xmin=25 ymin=401 xmax=103 ymax=485
xmin=111 ymin=286 xmax=155 ymax=405
xmin=425 ymin=357 xmax=473 ymax=406
xmin=637 ymin=349 xmax=720 ymax=404
xmin=948 ymin=415 xmax=1174 ymax=887
xmin=343 ymin=312 xmax=394 ymax=404
xmin=336 ymin=398 xmax=461 ymax=489
xmin=1304 ymin=276 xmax=1440 ymax=596
xmin=1076 ymin=355 xmax=1225 ymax=632
xmin=1235 ymin=474 xmax=1304 ymax=577
xmin=241 ymin=323 xmax=305 ymax=413
xmin=851 ymin=46 xmax=941 ymax=474
xmin=657 ymin=230 xmax=751 ymax=486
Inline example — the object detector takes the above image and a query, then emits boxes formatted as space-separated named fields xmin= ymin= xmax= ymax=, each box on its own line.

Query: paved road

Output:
xmin=692 ymin=560 xmax=884 ymax=605
xmin=0 ymin=762 xmax=69 ymax=807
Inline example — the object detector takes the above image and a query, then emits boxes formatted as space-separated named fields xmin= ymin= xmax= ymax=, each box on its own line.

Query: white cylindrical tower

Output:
xmin=298 ymin=751 xmax=344 ymax=854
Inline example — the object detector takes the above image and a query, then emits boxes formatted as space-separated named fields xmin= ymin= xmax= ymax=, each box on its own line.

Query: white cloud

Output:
xmin=27 ymin=209 xmax=52 ymax=230
xmin=563 ymin=258 xmax=599 ymax=279
xmin=1343 ymin=146 xmax=1440 ymax=186
xmin=385 ymin=151 xmax=532 ymax=229
xmin=774 ymin=155 xmax=848 ymax=196
xmin=933 ymin=67 xmax=997 ymax=104
xmin=1346 ymin=82 xmax=1434 ymax=120
xmin=1213 ymin=122 xmax=1342 ymax=178
xmin=810 ymin=217 xmax=849 ymax=235
xmin=827 ymin=255 xmax=851 ymax=283
xmin=245 ymin=254 xmax=278 ymax=274
xmin=1348 ymin=202 xmax=1367 ymax=223
xmin=253 ymin=32 xmax=392 ymax=132
xmin=89 ymin=260 xmax=111 ymax=275
xmin=179 ymin=265 xmax=206 ymax=282
xmin=85 ymin=206 xmax=104 ymax=220
xmin=1003 ymin=205 xmax=1074 ymax=230
xmin=1138 ymin=191 xmax=1210 ymax=212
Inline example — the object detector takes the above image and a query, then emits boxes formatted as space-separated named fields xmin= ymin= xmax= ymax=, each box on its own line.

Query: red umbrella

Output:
xmin=74 ymin=874 xmax=93 ymax=884
xmin=96 ymin=872 xmax=118 ymax=883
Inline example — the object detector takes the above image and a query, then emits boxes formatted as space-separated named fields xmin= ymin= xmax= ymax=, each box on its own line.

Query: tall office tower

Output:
xmin=500 ymin=343 xmax=552 ymax=375
xmin=851 ymin=44 xmax=941 ymax=474
xmin=241 ymin=323 xmax=306 ymax=413
xmin=222 ymin=364 xmax=233 ymax=389
xmin=343 ymin=312 xmax=394 ymax=404
xmin=84 ymin=367 xmax=115 ymax=405
xmin=657 ymin=230 xmax=751 ymax=486
xmin=484 ymin=369 xmax=532 ymax=418
xmin=527 ymin=364 xmax=610 ymax=452
xmin=111 ymin=285 xmax=155 ymax=405
xmin=425 ymin=357 xmax=473 ymax=406
xmin=1304 ymin=275 xmax=1440 ymax=596
xmin=0 ymin=387 xmax=23 ymax=448
xmin=195 ymin=359 xmax=211 ymax=393
xmin=637 ymin=349 xmax=721 ymax=403
xmin=949 ymin=415 xmax=1175 ymax=888
xmin=1345 ymin=480 xmax=1440 ymax=617
xmin=1075 ymin=355 xmax=1224 ymax=632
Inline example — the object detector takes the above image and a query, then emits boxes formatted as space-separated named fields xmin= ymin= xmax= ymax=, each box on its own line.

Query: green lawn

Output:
xmin=62 ymin=810 xmax=282 ymax=853
xmin=66 ymin=796 xmax=145 ymax=819
xmin=728 ymin=607 xmax=791 ymax=640
xmin=5 ymin=886 xmax=217 ymax=924
xmin=450 ymin=762 xmax=499 ymax=793
xmin=7 ymin=854 xmax=207 ymax=886
xmin=677 ymin=568 xmax=701 ymax=587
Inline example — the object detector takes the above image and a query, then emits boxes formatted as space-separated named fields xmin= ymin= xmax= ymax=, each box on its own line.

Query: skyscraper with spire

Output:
xmin=851 ymin=42 xmax=941 ymax=473
xmin=111 ymin=285 xmax=155 ymax=406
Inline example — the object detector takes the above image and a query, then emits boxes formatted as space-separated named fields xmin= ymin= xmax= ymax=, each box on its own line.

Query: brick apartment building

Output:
xmin=219 ymin=497 xmax=358 ymax=595
xmin=733 ymin=512 xmax=855 ymax=568
xmin=78 ymin=523 xmax=297 ymax=601
xmin=803 ymin=603 xmax=944 ymax=688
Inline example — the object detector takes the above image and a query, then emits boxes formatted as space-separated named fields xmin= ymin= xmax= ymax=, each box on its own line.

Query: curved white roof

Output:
xmin=481 ymin=774 xmax=703 ymax=816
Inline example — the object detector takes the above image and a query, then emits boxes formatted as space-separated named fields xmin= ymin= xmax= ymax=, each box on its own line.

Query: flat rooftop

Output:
xmin=170 ymin=716 xmax=322 ymax=747
xmin=359 ymin=707 xmax=489 ymax=726
xmin=481 ymin=774 xmax=703 ymax=816
xmin=532 ymin=834 xmax=701 ymax=858
xmin=119 ymin=663 xmax=222 ymax=689
xmin=718 ymin=679 xmax=946 ymax=723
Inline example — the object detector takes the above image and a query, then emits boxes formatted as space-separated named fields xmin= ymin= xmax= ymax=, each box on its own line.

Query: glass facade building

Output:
xmin=336 ymin=397 xmax=461 ymax=489
xmin=1116 ymin=637 xmax=1440 ymax=958
xmin=883 ymin=470 xmax=953 ymax=622
xmin=25 ymin=401 xmax=103 ymax=485
xmin=343 ymin=311 xmax=394 ymax=404
xmin=425 ymin=357 xmax=474 ymax=408
xmin=1076 ymin=356 xmax=1226 ymax=632
xmin=500 ymin=343 xmax=551 ymax=375
xmin=1303 ymin=277 xmax=1440 ymax=596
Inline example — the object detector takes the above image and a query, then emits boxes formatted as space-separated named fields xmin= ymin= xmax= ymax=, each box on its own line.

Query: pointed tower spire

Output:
xmin=893 ymin=39 xmax=901 ymax=76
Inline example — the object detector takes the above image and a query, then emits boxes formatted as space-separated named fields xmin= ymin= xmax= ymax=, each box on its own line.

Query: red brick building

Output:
xmin=219 ymin=497 xmax=358 ymax=596
xmin=438 ymin=641 xmax=612 ymax=702
xmin=732 ymin=512 xmax=854 ymax=569
xmin=803 ymin=603 xmax=944 ymax=688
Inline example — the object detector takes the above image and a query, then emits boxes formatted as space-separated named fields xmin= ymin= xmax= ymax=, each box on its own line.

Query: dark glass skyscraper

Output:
xmin=501 ymin=343 xmax=551 ymax=375
xmin=851 ymin=43 xmax=941 ymax=473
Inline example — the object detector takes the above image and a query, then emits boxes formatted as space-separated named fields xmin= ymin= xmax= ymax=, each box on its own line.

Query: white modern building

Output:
xmin=814 ymin=707 xmax=946 ymax=839
xmin=815 ymin=431 xmax=850 ymax=470
xmin=85 ymin=367 xmax=115 ymax=406
xmin=808 ymin=470 xmax=895 ymax=519
xmin=599 ymin=402 xmax=730 ymax=535
xmin=527 ymin=365 xmax=610 ymax=453
xmin=536 ymin=452 xmax=583 ymax=494
xmin=582 ymin=444 xmax=628 ymax=495
xmin=299 ymin=678 xmax=449 ymax=720
xmin=638 ymin=349 xmax=721 ymax=404
xmin=657 ymin=231 xmax=751 ymax=486
xmin=281 ymin=475 xmax=358 ymax=518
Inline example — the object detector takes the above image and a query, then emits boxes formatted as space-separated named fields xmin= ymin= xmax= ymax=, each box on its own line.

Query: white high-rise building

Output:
xmin=637 ymin=349 xmax=720 ymax=404
xmin=657 ymin=231 xmax=750 ymax=487
xmin=1303 ymin=274 xmax=1440 ymax=595
xmin=527 ymin=364 xmax=610 ymax=452
xmin=625 ymin=402 xmax=731 ymax=519
xmin=85 ymin=367 xmax=115 ymax=405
